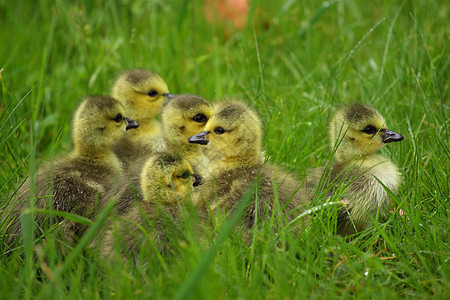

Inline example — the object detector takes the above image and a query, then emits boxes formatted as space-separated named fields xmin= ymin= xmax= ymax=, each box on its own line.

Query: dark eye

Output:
xmin=148 ymin=90 xmax=158 ymax=97
xmin=362 ymin=125 xmax=377 ymax=134
xmin=193 ymin=114 xmax=207 ymax=123
xmin=179 ymin=171 xmax=190 ymax=179
xmin=113 ymin=114 xmax=123 ymax=123
xmin=214 ymin=127 xmax=226 ymax=135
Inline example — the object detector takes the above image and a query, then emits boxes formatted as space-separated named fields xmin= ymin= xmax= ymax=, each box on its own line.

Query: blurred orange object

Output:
xmin=203 ymin=0 xmax=249 ymax=30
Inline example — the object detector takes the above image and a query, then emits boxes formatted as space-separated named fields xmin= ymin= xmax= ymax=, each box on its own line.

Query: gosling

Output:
xmin=1 ymin=95 xmax=138 ymax=249
xmin=111 ymin=69 xmax=174 ymax=165
xmin=97 ymin=152 xmax=199 ymax=258
xmin=161 ymin=94 xmax=214 ymax=180
xmin=189 ymin=102 xmax=308 ymax=232
xmin=307 ymin=103 xmax=404 ymax=235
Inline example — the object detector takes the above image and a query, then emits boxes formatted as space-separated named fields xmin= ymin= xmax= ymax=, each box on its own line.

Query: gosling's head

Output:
xmin=162 ymin=94 xmax=214 ymax=152
xmin=330 ymin=103 xmax=404 ymax=163
xmin=188 ymin=102 xmax=263 ymax=169
xmin=72 ymin=95 xmax=139 ymax=154
xmin=140 ymin=152 xmax=201 ymax=204
xmin=111 ymin=69 xmax=174 ymax=122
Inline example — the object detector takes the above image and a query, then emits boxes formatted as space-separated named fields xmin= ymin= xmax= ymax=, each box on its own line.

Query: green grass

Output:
xmin=0 ymin=0 xmax=448 ymax=298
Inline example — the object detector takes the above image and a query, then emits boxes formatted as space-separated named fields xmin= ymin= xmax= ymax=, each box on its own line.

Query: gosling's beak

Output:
xmin=193 ymin=174 xmax=202 ymax=187
xmin=164 ymin=93 xmax=175 ymax=100
xmin=382 ymin=129 xmax=404 ymax=143
xmin=162 ymin=93 xmax=175 ymax=107
xmin=188 ymin=131 xmax=209 ymax=145
xmin=125 ymin=118 xmax=139 ymax=130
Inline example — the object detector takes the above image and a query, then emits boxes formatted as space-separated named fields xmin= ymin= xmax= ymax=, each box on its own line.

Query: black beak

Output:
xmin=188 ymin=131 xmax=209 ymax=145
xmin=125 ymin=118 xmax=139 ymax=130
xmin=382 ymin=129 xmax=404 ymax=143
xmin=164 ymin=93 xmax=175 ymax=100
xmin=193 ymin=174 xmax=202 ymax=187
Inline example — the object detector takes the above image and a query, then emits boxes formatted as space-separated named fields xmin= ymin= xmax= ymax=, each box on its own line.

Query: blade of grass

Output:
xmin=174 ymin=179 xmax=260 ymax=300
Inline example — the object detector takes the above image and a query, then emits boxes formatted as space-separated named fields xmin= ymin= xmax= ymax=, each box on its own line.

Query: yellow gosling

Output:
xmin=97 ymin=152 xmax=199 ymax=258
xmin=161 ymin=94 xmax=214 ymax=180
xmin=189 ymin=102 xmax=308 ymax=233
xmin=2 ymin=96 xmax=138 ymax=248
xmin=307 ymin=103 xmax=404 ymax=235
xmin=111 ymin=69 xmax=174 ymax=165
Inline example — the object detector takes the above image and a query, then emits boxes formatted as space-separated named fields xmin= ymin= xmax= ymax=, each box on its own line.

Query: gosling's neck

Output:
xmin=334 ymin=138 xmax=375 ymax=165
xmin=334 ymin=141 xmax=391 ymax=173
xmin=126 ymin=119 xmax=161 ymax=141
xmin=212 ymin=149 xmax=263 ymax=174
xmin=71 ymin=143 xmax=122 ymax=171
xmin=166 ymin=137 xmax=201 ymax=162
